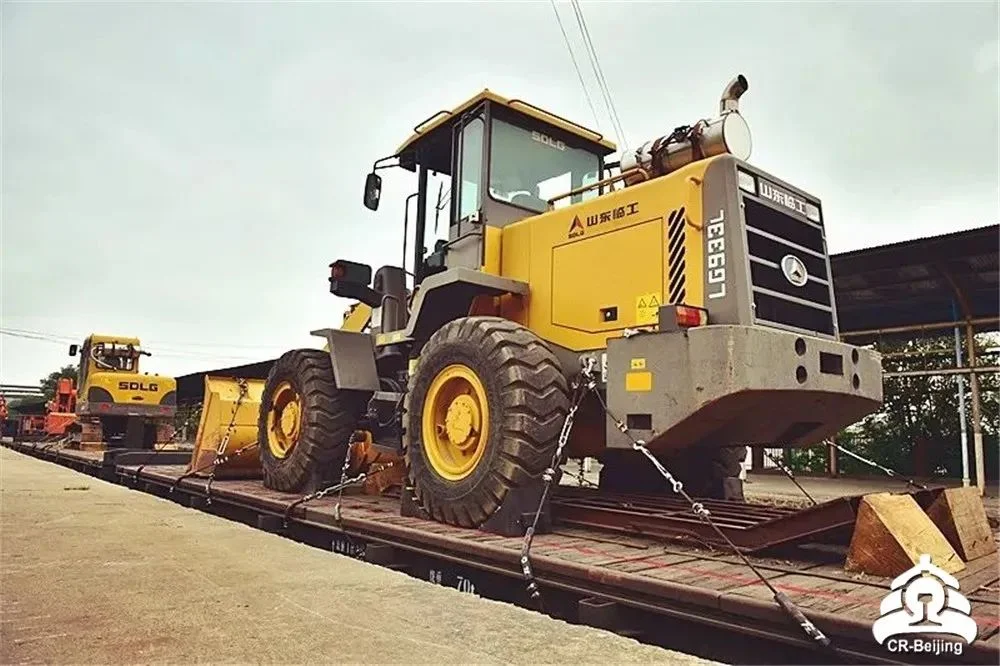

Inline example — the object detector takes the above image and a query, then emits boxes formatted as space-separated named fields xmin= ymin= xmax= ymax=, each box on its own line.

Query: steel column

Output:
xmin=954 ymin=323 xmax=971 ymax=488
xmin=965 ymin=323 xmax=986 ymax=494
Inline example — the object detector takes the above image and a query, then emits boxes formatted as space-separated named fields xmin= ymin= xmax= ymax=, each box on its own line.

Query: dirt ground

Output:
xmin=0 ymin=448 xmax=716 ymax=665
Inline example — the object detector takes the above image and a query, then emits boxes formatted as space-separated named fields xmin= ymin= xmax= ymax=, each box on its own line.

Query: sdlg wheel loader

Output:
xmin=258 ymin=75 xmax=883 ymax=534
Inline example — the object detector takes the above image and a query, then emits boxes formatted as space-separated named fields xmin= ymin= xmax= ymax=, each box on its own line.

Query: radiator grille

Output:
xmin=743 ymin=198 xmax=835 ymax=336
xmin=666 ymin=207 xmax=687 ymax=303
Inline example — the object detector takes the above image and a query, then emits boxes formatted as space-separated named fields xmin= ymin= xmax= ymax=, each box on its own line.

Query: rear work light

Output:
xmin=737 ymin=169 xmax=757 ymax=194
xmin=328 ymin=259 xmax=372 ymax=286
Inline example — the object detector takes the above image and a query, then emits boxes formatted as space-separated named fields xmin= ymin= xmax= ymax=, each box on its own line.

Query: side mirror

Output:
xmin=68 ymin=344 xmax=78 ymax=357
xmin=363 ymin=172 xmax=382 ymax=211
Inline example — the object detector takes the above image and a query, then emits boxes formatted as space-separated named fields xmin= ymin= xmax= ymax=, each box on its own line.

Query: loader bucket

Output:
xmin=188 ymin=376 xmax=265 ymax=479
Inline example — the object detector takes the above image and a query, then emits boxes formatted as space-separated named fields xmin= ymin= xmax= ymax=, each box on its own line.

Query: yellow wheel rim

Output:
xmin=421 ymin=363 xmax=490 ymax=481
xmin=267 ymin=381 xmax=301 ymax=459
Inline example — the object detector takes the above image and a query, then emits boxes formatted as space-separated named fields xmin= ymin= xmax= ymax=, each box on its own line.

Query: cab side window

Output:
xmin=456 ymin=117 xmax=484 ymax=222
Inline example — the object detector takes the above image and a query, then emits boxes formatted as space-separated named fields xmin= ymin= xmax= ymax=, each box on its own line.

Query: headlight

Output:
xmin=805 ymin=202 xmax=822 ymax=224
xmin=737 ymin=169 xmax=757 ymax=194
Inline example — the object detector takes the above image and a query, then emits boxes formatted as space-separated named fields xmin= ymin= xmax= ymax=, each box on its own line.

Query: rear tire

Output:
xmin=599 ymin=445 xmax=747 ymax=500
xmin=404 ymin=317 xmax=569 ymax=528
xmin=258 ymin=349 xmax=364 ymax=492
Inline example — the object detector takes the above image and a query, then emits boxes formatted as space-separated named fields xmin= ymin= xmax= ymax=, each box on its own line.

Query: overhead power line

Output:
xmin=0 ymin=328 xmax=272 ymax=363
xmin=0 ymin=326 xmax=285 ymax=352
xmin=569 ymin=0 xmax=628 ymax=152
xmin=549 ymin=0 xmax=601 ymax=129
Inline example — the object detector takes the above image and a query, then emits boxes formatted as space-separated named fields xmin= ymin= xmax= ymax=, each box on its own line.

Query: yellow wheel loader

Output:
xmin=259 ymin=76 xmax=884 ymax=533
xmin=66 ymin=334 xmax=177 ymax=449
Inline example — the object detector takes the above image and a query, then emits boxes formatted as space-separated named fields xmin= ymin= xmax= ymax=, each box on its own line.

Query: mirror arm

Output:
xmin=331 ymin=281 xmax=381 ymax=309
xmin=371 ymin=151 xmax=410 ymax=173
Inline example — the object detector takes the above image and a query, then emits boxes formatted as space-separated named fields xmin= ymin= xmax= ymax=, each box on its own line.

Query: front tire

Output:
xmin=404 ymin=317 xmax=569 ymax=527
xmin=258 ymin=349 xmax=364 ymax=492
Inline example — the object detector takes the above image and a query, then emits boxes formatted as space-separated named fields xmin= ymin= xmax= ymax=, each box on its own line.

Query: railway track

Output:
xmin=4 ymin=439 xmax=998 ymax=666
xmin=551 ymin=486 xmax=869 ymax=552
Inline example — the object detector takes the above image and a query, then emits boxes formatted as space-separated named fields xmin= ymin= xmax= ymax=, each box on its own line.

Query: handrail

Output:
xmin=413 ymin=109 xmax=452 ymax=135
xmin=507 ymin=99 xmax=606 ymax=144
xmin=547 ymin=168 xmax=649 ymax=207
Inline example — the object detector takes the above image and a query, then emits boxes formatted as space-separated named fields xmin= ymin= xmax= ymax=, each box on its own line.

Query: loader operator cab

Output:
xmin=351 ymin=90 xmax=616 ymax=338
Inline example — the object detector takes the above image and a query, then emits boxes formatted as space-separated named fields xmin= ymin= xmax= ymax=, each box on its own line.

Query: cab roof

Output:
xmin=86 ymin=334 xmax=141 ymax=347
xmin=395 ymin=89 xmax=618 ymax=158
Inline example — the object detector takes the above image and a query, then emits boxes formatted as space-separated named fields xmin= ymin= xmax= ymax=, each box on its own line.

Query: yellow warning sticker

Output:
xmin=630 ymin=358 xmax=646 ymax=370
xmin=635 ymin=292 xmax=661 ymax=326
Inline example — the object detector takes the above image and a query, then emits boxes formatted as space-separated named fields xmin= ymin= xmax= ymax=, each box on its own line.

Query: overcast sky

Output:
xmin=2 ymin=0 xmax=997 ymax=385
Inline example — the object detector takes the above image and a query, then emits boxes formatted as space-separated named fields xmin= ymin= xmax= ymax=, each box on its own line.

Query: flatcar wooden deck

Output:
xmin=6 ymin=440 xmax=998 ymax=665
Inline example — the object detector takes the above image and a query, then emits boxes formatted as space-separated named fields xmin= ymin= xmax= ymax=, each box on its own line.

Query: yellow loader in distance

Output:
xmin=254 ymin=75 xmax=884 ymax=534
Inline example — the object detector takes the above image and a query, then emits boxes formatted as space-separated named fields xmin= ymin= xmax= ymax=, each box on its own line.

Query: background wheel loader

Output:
xmin=257 ymin=75 xmax=884 ymax=534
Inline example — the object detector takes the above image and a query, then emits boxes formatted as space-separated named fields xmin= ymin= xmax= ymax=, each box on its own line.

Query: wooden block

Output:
xmin=924 ymin=487 xmax=997 ymax=561
xmin=845 ymin=492 xmax=965 ymax=578
xmin=362 ymin=461 xmax=406 ymax=495
xmin=79 ymin=422 xmax=102 ymax=438
xmin=155 ymin=423 xmax=174 ymax=443
xmin=78 ymin=441 xmax=106 ymax=452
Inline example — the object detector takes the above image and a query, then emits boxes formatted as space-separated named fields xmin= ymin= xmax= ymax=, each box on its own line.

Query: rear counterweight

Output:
xmin=604 ymin=324 xmax=882 ymax=456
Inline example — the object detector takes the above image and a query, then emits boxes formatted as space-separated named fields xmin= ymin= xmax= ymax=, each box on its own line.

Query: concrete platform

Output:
xmin=0 ymin=448 xmax=714 ymax=665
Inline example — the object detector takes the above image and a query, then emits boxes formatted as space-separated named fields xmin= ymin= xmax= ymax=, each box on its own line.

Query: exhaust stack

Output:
xmin=621 ymin=74 xmax=752 ymax=186
xmin=720 ymin=74 xmax=749 ymax=114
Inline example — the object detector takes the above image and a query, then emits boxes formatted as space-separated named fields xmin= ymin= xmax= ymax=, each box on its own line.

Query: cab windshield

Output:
xmin=92 ymin=343 xmax=139 ymax=371
xmin=488 ymin=118 xmax=601 ymax=212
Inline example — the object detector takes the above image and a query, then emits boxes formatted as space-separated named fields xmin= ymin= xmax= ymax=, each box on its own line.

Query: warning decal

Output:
xmin=635 ymin=293 xmax=661 ymax=325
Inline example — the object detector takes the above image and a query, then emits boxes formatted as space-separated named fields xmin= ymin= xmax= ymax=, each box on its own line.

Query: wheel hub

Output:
xmin=444 ymin=394 xmax=476 ymax=446
xmin=422 ymin=364 xmax=490 ymax=481
xmin=267 ymin=381 xmax=301 ymax=459
xmin=279 ymin=401 xmax=300 ymax=440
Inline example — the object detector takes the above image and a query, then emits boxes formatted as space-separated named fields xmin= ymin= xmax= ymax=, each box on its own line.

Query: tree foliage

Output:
xmin=40 ymin=365 xmax=79 ymax=400
xmin=786 ymin=332 xmax=998 ymax=481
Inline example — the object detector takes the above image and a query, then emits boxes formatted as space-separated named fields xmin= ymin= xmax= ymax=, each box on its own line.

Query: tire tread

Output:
xmin=404 ymin=316 xmax=568 ymax=528
xmin=258 ymin=349 xmax=362 ymax=492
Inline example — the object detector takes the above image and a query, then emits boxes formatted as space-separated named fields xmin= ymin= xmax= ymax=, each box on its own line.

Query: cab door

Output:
xmin=77 ymin=341 xmax=92 ymax=390
xmin=446 ymin=107 xmax=486 ymax=271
